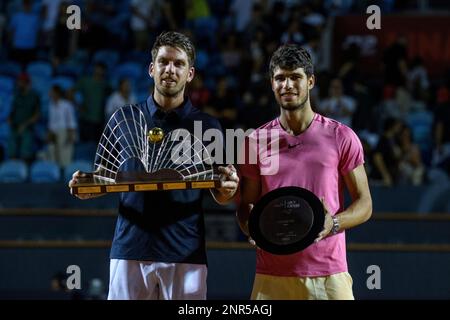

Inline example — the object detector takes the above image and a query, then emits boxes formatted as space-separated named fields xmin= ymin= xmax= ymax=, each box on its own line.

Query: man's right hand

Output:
xmin=237 ymin=204 xmax=258 ymax=247
xmin=69 ymin=170 xmax=105 ymax=200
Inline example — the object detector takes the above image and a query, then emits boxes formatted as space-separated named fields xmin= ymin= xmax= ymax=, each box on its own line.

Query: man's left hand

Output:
xmin=314 ymin=198 xmax=333 ymax=243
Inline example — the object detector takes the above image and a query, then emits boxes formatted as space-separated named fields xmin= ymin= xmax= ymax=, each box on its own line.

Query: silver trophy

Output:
xmin=69 ymin=105 xmax=220 ymax=195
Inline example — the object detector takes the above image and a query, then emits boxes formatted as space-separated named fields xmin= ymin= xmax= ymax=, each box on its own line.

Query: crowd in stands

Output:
xmin=0 ymin=0 xmax=449 ymax=187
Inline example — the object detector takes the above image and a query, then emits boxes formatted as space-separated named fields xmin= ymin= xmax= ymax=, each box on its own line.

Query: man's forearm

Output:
xmin=334 ymin=195 xmax=372 ymax=232
xmin=210 ymin=188 xmax=236 ymax=205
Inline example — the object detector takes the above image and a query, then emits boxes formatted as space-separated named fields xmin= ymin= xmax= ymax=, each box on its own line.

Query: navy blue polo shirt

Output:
xmin=110 ymin=96 xmax=223 ymax=264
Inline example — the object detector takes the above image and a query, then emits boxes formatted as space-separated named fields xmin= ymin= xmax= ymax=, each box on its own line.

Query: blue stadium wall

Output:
xmin=0 ymin=183 xmax=450 ymax=299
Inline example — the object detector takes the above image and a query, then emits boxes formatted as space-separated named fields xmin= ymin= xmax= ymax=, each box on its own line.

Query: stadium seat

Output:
xmin=51 ymin=76 xmax=75 ymax=91
xmin=0 ymin=93 xmax=11 ymax=149
xmin=0 ymin=62 xmax=21 ymax=78
xmin=30 ymin=76 xmax=51 ymax=97
xmin=196 ymin=50 xmax=209 ymax=71
xmin=55 ymin=63 xmax=82 ymax=78
xmin=93 ymin=50 xmax=120 ymax=72
xmin=66 ymin=49 xmax=89 ymax=67
xmin=122 ymin=51 xmax=148 ymax=66
xmin=113 ymin=62 xmax=143 ymax=82
xmin=30 ymin=160 xmax=61 ymax=183
xmin=0 ymin=92 xmax=13 ymax=121
xmin=26 ymin=61 xmax=53 ymax=79
xmin=74 ymin=142 xmax=98 ymax=162
xmin=0 ymin=76 xmax=15 ymax=94
xmin=0 ymin=160 xmax=28 ymax=183
xmin=64 ymin=160 xmax=93 ymax=182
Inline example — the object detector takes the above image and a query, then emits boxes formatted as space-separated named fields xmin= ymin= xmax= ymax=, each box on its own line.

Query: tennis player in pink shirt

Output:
xmin=237 ymin=44 xmax=372 ymax=300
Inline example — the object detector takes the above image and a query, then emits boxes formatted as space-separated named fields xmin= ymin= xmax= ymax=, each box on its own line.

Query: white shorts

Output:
xmin=107 ymin=259 xmax=207 ymax=300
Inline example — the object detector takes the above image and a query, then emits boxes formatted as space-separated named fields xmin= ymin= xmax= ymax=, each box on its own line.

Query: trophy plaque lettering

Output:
xmin=248 ymin=186 xmax=325 ymax=255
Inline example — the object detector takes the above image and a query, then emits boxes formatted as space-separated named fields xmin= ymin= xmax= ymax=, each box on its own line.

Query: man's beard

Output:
xmin=280 ymin=91 xmax=309 ymax=111
xmin=155 ymin=83 xmax=184 ymax=98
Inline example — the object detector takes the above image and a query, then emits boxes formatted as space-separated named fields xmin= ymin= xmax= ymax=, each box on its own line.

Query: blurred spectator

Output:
xmin=266 ymin=1 xmax=287 ymax=42
xmin=77 ymin=0 xmax=116 ymax=54
xmin=0 ymin=6 xmax=5 ymax=49
xmin=301 ymin=3 xmax=326 ymax=30
xmin=105 ymin=78 xmax=137 ymax=119
xmin=188 ymin=73 xmax=210 ymax=111
xmin=407 ymin=56 xmax=429 ymax=93
xmin=359 ymin=131 xmax=380 ymax=182
xmin=337 ymin=43 xmax=361 ymax=93
xmin=8 ymin=73 xmax=40 ymax=162
xmin=204 ymin=77 xmax=238 ymax=129
xmin=377 ymin=85 xmax=418 ymax=126
xmin=372 ymin=118 xmax=403 ymax=186
xmin=52 ymin=1 xmax=77 ymax=66
xmin=249 ymin=28 xmax=266 ymax=63
xmin=350 ymin=81 xmax=376 ymax=132
xmin=238 ymin=89 xmax=276 ymax=130
xmin=243 ymin=2 xmax=269 ymax=43
xmin=167 ymin=0 xmax=185 ymax=30
xmin=186 ymin=0 xmax=210 ymax=23
xmin=383 ymin=36 xmax=408 ymax=87
xmin=130 ymin=0 xmax=161 ymax=52
xmin=280 ymin=18 xmax=305 ymax=45
xmin=433 ymin=98 xmax=450 ymax=169
xmin=46 ymin=85 xmax=77 ymax=167
xmin=40 ymin=0 xmax=65 ymax=51
xmin=323 ymin=0 xmax=355 ymax=16
xmin=7 ymin=0 xmax=41 ymax=68
xmin=303 ymin=36 xmax=321 ymax=68
xmin=396 ymin=86 xmax=414 ymax=119
xmin=398 ymin=124 xmax=425 ymax=185
xmin=318 ymin=78 xmax=357 ymax=127
xmin=220 ymin=33 xmax=242 ymax=73
xmin=406 ymin=88 xmax=433 ymax=158
xmin=0 ymin=0 xmax=448 ymax=192
xmin=74 ymin=62 xmax=110 ymax=142
xmin=337 ymin=41 xmax=374 ymax=131
xmin=229 ymin=0 xmax=258 ymax=33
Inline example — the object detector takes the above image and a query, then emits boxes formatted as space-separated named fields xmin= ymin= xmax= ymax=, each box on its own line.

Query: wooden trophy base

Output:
xmin=70 ymin=169 xmax=221 ymax=195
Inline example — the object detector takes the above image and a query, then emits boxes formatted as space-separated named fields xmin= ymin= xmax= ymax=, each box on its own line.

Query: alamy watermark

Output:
xmin=366 ymin=5 xmax=381 ymax=30
xmin=366 ymin=265 xmax=381 ymax=290
xmin=168 ymin=121 xmax=280 ymax=176
xmin=66 ymin=264 xmax=81 ymax=290
xmin=66 ymin=5 xmax=81 ymax=30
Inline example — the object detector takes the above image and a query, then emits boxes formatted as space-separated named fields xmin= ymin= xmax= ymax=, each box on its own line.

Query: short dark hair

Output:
xmin=269 ymin=44 xmax=314 ymax=78
xmin=151 ymin=31 xmax=196 ymax=67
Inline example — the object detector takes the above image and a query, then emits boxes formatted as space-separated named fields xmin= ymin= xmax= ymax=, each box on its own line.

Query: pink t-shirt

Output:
xmin=239 ymin=113 xmax=364 ymax=277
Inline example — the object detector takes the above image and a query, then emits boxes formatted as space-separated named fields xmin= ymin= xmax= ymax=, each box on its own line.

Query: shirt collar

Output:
xmin=146 ymin=95 xmax=192 ymax=120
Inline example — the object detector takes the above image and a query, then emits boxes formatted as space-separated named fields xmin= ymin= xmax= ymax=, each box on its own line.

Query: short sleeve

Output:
xmin=337 ymin=125 xmax=364 ymax=176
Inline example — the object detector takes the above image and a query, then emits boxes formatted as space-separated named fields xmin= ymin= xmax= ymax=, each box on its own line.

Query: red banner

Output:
xmin=333 ymin=15 xmax=450 ymax=76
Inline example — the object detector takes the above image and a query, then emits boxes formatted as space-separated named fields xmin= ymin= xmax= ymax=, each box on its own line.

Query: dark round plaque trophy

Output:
xmin=248 ymin=186 xmax=324 ymax=255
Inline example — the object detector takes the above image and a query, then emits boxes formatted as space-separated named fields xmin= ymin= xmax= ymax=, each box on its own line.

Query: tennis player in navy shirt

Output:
xmin=69 ymin=32 xmax=239 ymax=300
